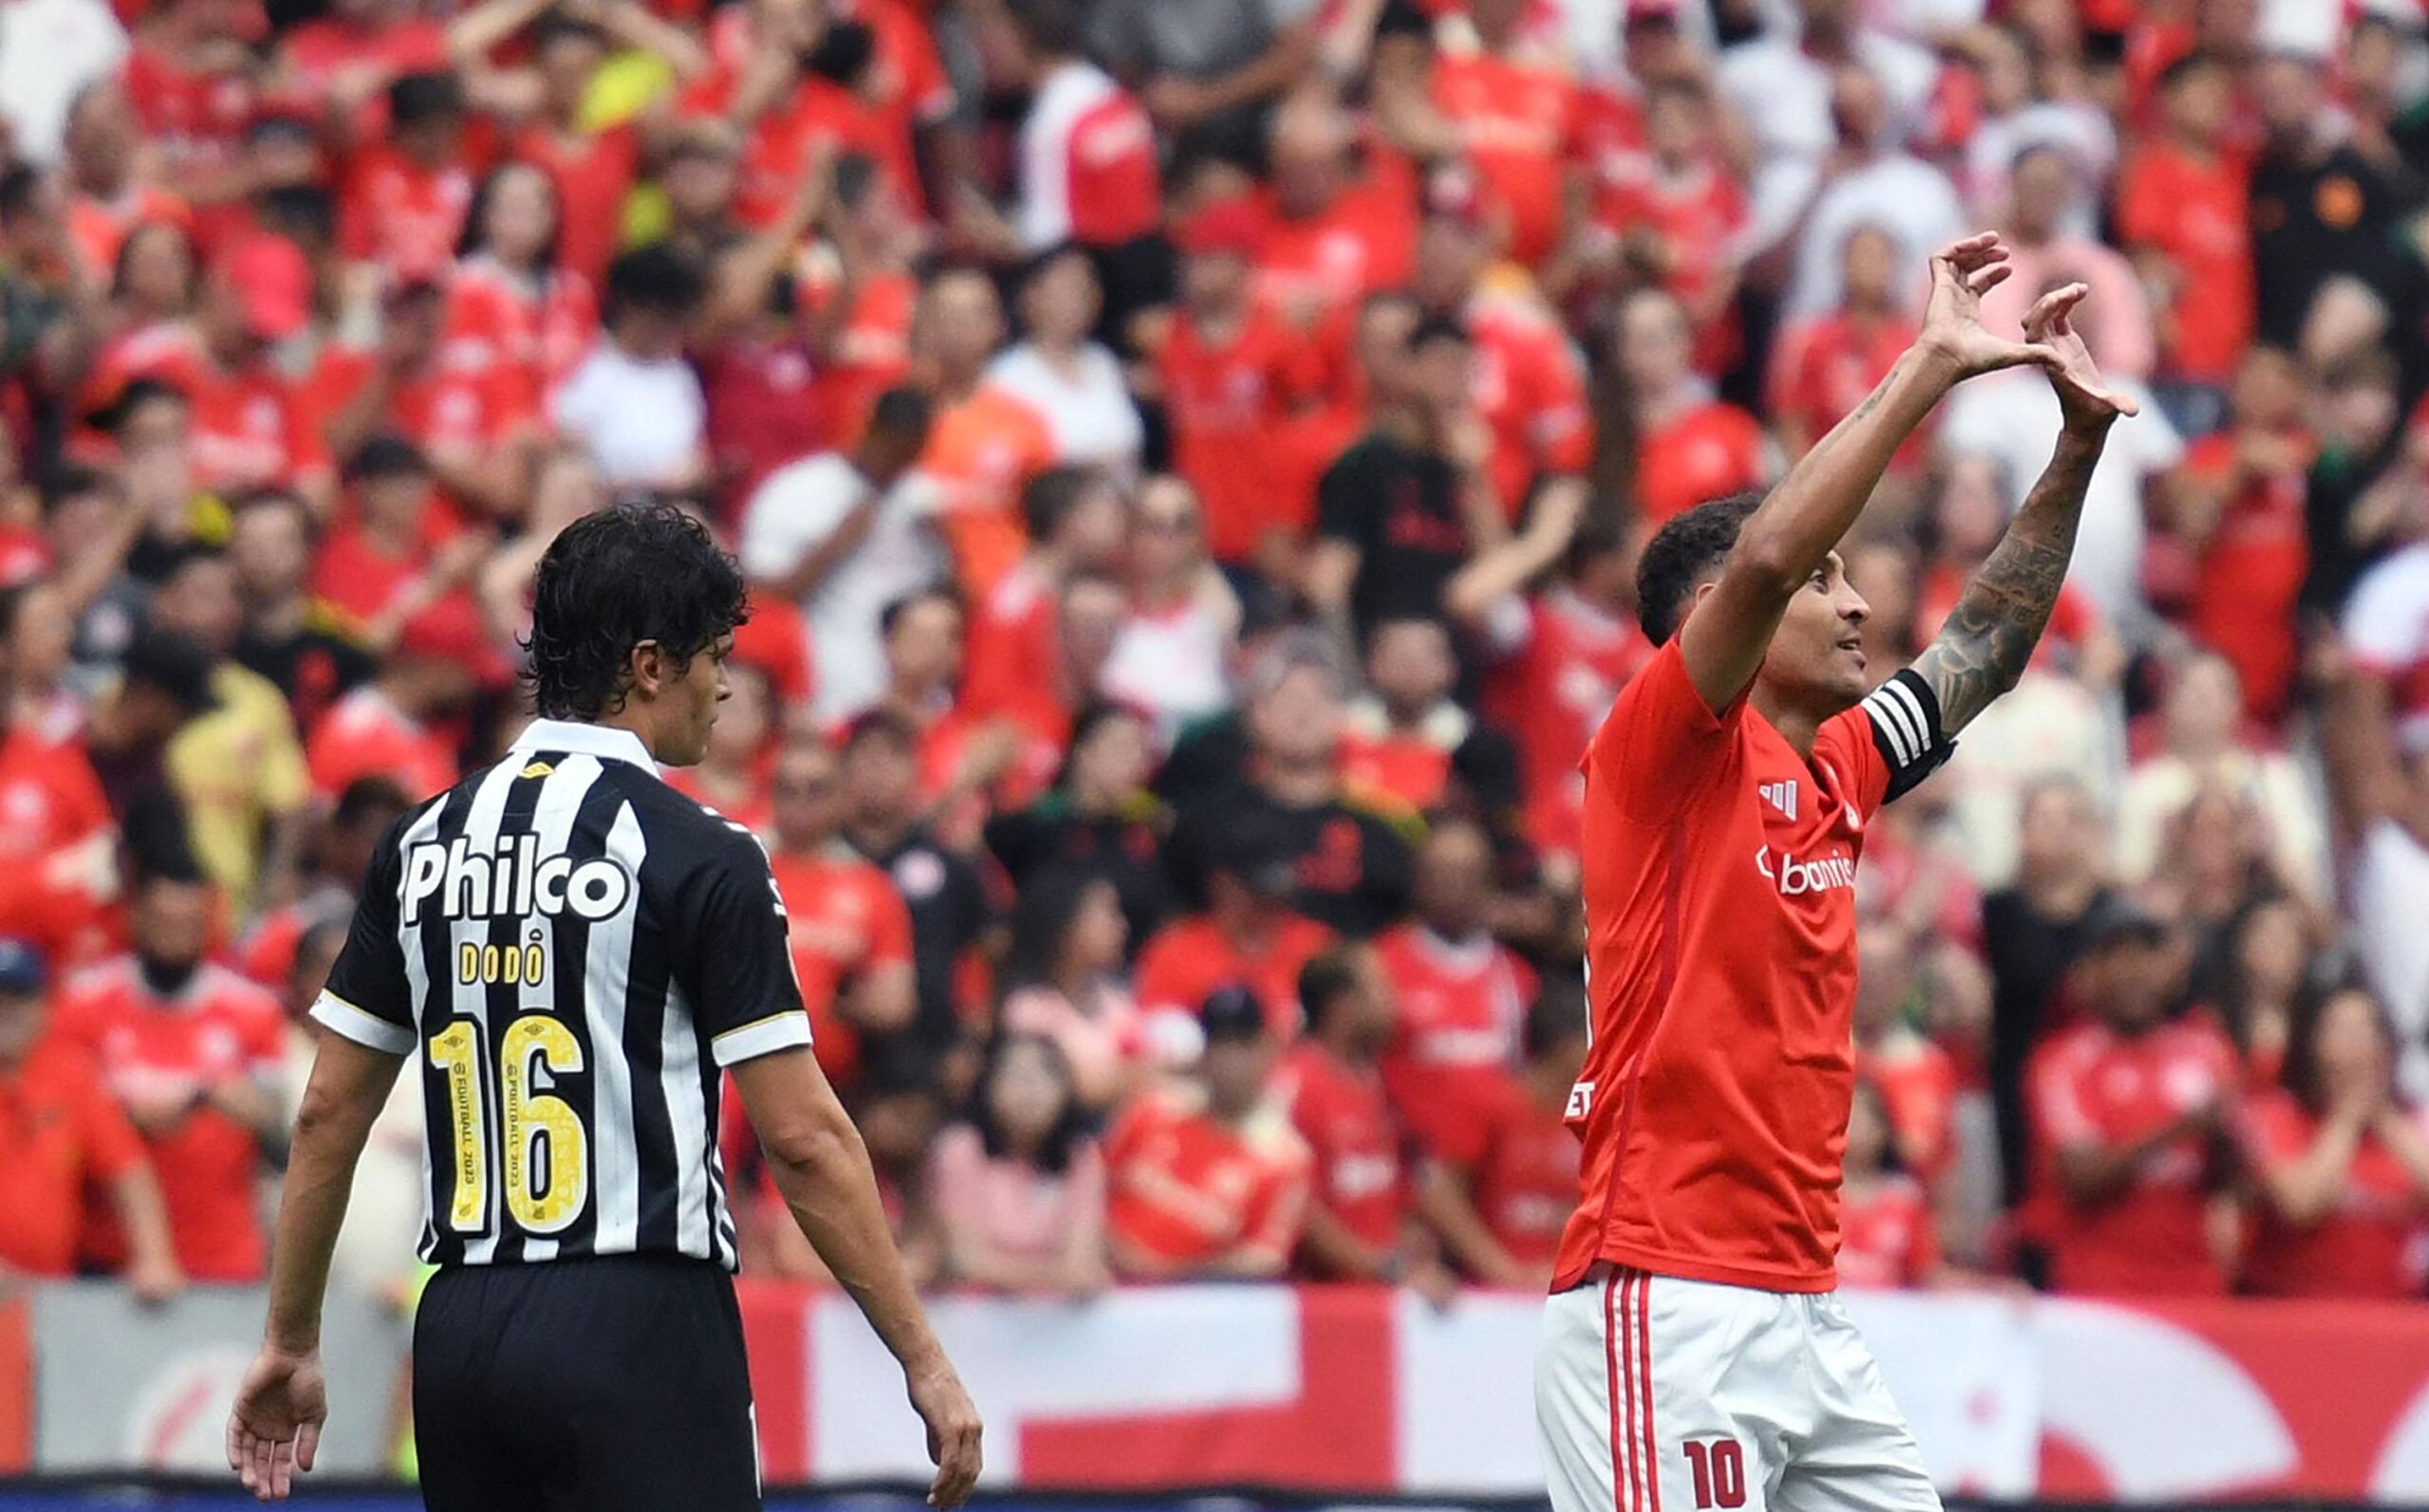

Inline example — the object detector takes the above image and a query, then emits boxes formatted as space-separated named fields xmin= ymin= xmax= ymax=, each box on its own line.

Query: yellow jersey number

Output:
xmin=425 ymin=1011 xmax=591 ymax=1235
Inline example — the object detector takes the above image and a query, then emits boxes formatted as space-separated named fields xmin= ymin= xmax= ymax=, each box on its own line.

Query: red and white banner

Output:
xmin=734 ymin=1282 xmax=2429 ymax=1502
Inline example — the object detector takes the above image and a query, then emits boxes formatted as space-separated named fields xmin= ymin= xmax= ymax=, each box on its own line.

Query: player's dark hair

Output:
xmin=877 ymin=584 xmax=962 ymax=642
xmin=388 ymin=71 xmax=465 ymax=129
xmin=603 ymin=243 xmax=707 ymax=326
xmin=1635 ymin=489 xmax=1764 ymax=645
xmin=1021 ymin=463 xmax=1107 ymax=544
xmin=525 ymin=501 xmax=748 ymax=721
xmin=1297 ymin=946 xmax=1364 ymax=1037
xmin=1524 ymin=973 xmax=1590 ymax=1060
xmin=970 ymin=1029 xmax=1090 ymax=1175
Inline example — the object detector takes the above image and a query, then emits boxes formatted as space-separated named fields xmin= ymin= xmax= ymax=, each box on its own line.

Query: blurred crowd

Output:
xmin=0 ymin=0 xmax=2422 ymax=1316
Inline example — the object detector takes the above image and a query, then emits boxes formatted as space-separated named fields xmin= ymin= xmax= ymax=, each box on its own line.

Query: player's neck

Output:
xmin=589 ymin=706 xmax=669 ymax=765
xmin=1751 ymin=685 xmax=1825 ymax=762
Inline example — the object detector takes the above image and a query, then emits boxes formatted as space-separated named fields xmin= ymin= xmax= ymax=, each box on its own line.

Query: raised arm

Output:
xmin=1906 ymin=284 xmax=2136 ymax=736
xmin=1678 ymin=234 xmax=2052 ymax=711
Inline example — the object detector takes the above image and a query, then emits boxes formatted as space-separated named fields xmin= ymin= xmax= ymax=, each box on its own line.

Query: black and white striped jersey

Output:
xmin=309 ymin=719 xmax=811 ymax=1270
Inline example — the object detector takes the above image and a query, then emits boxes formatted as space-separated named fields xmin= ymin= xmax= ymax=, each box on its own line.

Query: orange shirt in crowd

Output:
xmin=1274 ymin=1039 xmax=1407 ymax=1255
xmin=337 ymin=145 xmax=473 ymax=283
xmin=1159 ymin=304 xmax=1318 ymax=562
xmin=0 ymin=1031 xmax=147 ymax=1276
xmin=1104 ymin=1084 xmax=1312 ymax=1274
xmin=1556 ymin=639 xmax=1899 ymax=1294
xmin=1836 ymin=1174 xmax=1939 ymax=1289
xmin=2240 ymin=1090 xmax=2429 ymax=1299
xmin=1132 ymin=912 xmax=1336 ymax=1040
xmin=2028 ymin=1013 xmax=2239 ymax=1298
xmin=920 ymin=384 xmax=1057 ymax=597
xmin=1632 ymin=398 xmax=1768 ymax=526
xmin=1432 ymin=45 xmax=1580 ymax=267
xmin=2178 ymin=430 xmax=2310 ymax=725
xmin=306 ymin=686 xmax=458 ymax=802
xmin=2115 ymin=141 xmax=2253 ymax=385
xmin=769 ymin=846 xmax=914 ymax=1086
xmin=54 ymin=958 xmax=286 ymax=1282
xmin=0 ymin=726 xmax=113 ymax=865
xmin=1480 ymin=586 xmax=1655 ymax=863
xmin=1468 ymin=286 xmax=1593 ymax=517
xmin=1440 ymin=1073 xmax=1578 ymax=1271
xmin=1376 ymin=924 xmax=1535 ymax=1158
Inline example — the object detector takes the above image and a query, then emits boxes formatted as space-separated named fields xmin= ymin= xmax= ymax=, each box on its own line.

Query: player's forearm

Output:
xmin=766 ymin=1115 xmax=953 ymax=1378
xmin=1906 ymin=429 xmax=2105 ymax=733
xmin=1734 ymin=346 xmax=1955 ymax=589
xmin=261 ymin=1095 xmax=374 ymax=1349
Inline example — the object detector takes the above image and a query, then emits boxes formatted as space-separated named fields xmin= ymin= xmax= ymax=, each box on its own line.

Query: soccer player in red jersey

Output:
xmin=1536 ymin=235 xmax=2135 ymax=1512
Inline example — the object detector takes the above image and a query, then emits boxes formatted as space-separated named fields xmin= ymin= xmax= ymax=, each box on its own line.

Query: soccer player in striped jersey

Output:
xmin=227 ymin=503 xmax=982 ymax=1508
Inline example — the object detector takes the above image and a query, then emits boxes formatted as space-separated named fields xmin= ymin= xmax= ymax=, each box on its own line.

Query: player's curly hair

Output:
xmin=1635 ymin=490 xmax=1765 ymax=646
xmin=525 ymin=501 xmax=748 ymax=721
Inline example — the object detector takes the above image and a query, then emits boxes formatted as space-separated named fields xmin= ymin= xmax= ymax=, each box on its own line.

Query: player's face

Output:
xmin=658 ymin=634 xmax=732 ymax=768
xmin=1760 ymin=551 xmax=1871 ymax=711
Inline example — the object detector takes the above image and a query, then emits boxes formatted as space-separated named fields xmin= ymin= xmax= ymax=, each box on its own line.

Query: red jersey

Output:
xmin=1377 ymin=924 xmax=1536 ymax=1158
xmin=1557 ymin=640 xmax=1917 ymax=1293
xmin=1835 ymin=1174 xmax=1939 ymax=1289
xmin=701 ymin=333 xmax=825 ymax=518
xmin=1480 ymin=586 xmax=1656 ymax=862
xmin=1104 ymin=1084 xmax=1312 ymax=1273
xmin=2179 ymin=431 xmax=2310 ymax=724
xmin=2240 ymin=1091 xmax=2428 ymax=1299
xmin=1468 ymin=286 xmax=1593 ymax=518
xmin=2027 ymin=1014 xmax=2238 ymax=1297
xmin=1133 ymin=913 xmax=1336 ymax=1040
xmin=306 ymin=686 xmax=456 ymax=802
xmin=0 ymin=841 xmax=121 ymax=972
xmin=769 ymin=846 xmax=914 ymax=1087
xmin=337 ymin=145 xmax=473 ymax=283
xmin=122 ymin=44 xmax=255 ymax=195
xmin=0 ymin=726 xmax=111 ymax=864
xmin=1252 ymin=177 xmax=1418 ymax=327
xmin=1593 ymin=158 xmax=1748 ymax=370
xmin=1432 ymin=46 xmax=1580 ymax=267
xmin=2115 ymin=142 xmax=2253 ymax=384
xmin=441 ymin=254 xmax=601 ymax=415
xmin=309 ymin=344 xmax=534 ymax=470
xmin=1449 ymin=1075 xmax=1579 ymax=1269
xmin=1633 ymin=399 xmax=1768 ymax=526
xmin=1019 ymin=63 xmax=1159 ymax=249
xmin=94 ymin=324 xmax=330 ymax=493
xmin=958 ymin=558 xmax=1056 ymax=721
xmin=1275 ymin=1040 xmax=1407 ymax=1255
xmin=1766 ymin=312 xmax=1920 ymax=459
xmin=1861 ymin=1032 xmax=1958 ymax=1186
xmin=0 ymin=1030 xmax=146 ymax=1276
xmin=1159 ymin=304 xmax=1316 ymax=562
xmin=803 ymin=264 xmax=916 ymax=451
xmin=507 ymin=124 xmax=641 ymax=287
xmin=54 ymin=958 xmax=286 ymax=1282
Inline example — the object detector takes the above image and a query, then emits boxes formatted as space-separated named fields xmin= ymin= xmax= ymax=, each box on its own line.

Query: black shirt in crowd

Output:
xmin=1318 ymin=432 xmax=1473 ymax=645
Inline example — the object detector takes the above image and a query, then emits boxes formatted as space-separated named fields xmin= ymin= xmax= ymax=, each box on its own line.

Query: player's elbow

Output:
xmin=1726 ymin=524 xmax=1812 ymax=599
xmin=758 ymin=1096 xmax=868 ymax=1183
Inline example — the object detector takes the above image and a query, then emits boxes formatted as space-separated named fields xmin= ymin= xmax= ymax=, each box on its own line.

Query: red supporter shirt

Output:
xmin=2027 ymin=1014 xmax=2238 ymax=1297
xmin=123 ymin=45 xmax=255 ymax=201
xmin=1159 ymin=304 xmax=1318 ymax=562
xmin=1862 ymin=1032 xmax=1958 ymax=1186
xmin=310 ymin=343 xmax=535 ymax=470
xmin=67 ymin=188 xmax=193 ymax=283
xmin=1252 ymin=176 xmax=1417 ymax=327
xmin=1432 ymin=46 xmax=1580 ymax=267
xmin=1557 ymin=640 xmax=1919 ymax=1293
xmin=1766 ymin=313 xmax=1920 ymax=459
xmin=803 ymin=265 xmax=916 ymax=451
xmin=440 ymin=255 xmax=601 ymax=416
xmin=1633 ymin=399 xmax=1768 ymax=526
xmin=1104 ymin=1084 xmax=1313 ymax=1273
xmin=338 ymin=146 xmax=473 ymax=283
xmin=2241 ymin=1090 xmax=2429 ymax=1299
xmin=1337 ymin=725 xmax=1454 ymax=816
xmin=0 ymin=726 xmax=112 ymax=864
xmin=1593 ymin=159 xmax=1748 ymax=371
xmin=0 ymin=1031 xmax=146 ymax=1276
xmin=701 ymin=333 xmax=825 ymax=519
xmin=2115 ymin=142 xmax=2253 ymax=385
xmin=306 ymin=686 xmax=457 ymax=802
xmin=54 ymin=959 xmax=286 ymax=1282
xmin=2179 ymin=431 xmax=2310 ymax=724
xmin=959 ymin=559 xmax=1057 ymax=720
xmin=1377 ymin=924 xmax=1535 ymax=1158
xmin=1480 ymin=586 xmax=1655 ymax=861
xmin=1447 ymin=1075 xmax=1579 ymax=1269
xmin=769 ymin=847 xmax=913 ymax=1087
xmin=1276 ymin=1040 xmax=1407 ymax=1254
xmin=1019 ymin=62 xmax=1160 ymax=249
xmin=1133 ymin=913 xmax=1336 ymax=1040
xmin=508 ymin=124 xmax=641 ymax=287
xmin=94 ymin=324 xmax=331 ymax=494
xmin=1836 ymin=1174 xmax=1939 ymax=1289
xmin=1468 ymin=287 xmax=1593 ymax=518
xmin=0 ymin=848 xmax=121 ymax=972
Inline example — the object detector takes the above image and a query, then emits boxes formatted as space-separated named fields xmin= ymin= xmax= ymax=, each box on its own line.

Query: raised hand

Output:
xmin=2020 ymin=281 xmax=2140 ymax=431
xmin=1917 ymin=232 xmax=2061 ymax=381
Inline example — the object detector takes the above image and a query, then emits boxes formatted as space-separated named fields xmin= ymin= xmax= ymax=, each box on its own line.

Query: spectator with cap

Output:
xmin=1418 ymin=974 xmax=1586 ymax=1289
xmin=0 ymin=935 xmax=180 ymax=1301
xmin=55 ymin=852 xmax=287 ymax=1283
xmin=302 ymin=599 xmax=473 ymax=802
xmin=549 ymin=243 xmax=712 ymax=490
xmin=2025 ymin=895 xmax=2240 ymax=1295
xmin=1104 ymin=983 xmax=1313 ymax=1282
xmin=925 ymin=1030 xmax=1110 ymax=1297
xmin=1276 ymin=943 xmax=1458 ymax=1300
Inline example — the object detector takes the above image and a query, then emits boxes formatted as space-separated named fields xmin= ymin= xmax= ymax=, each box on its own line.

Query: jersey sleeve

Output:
xmin=677 ymin=826 xmax=816 ymax=1068
xmin=1582 ymin=637 xmax=1743 ymax=823
xmin=310 ymin=814 xmax=418 ymax=1055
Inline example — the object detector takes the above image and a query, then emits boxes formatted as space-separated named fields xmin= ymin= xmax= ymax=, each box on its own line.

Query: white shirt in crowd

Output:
xmin=1938 ymin=369 xmax=2184 ymax=636
xmin=0 ymin=0 xmax=125 ymax=166
xmin=549 ymin=341 xmax=708 ymax=489
xmin=738 ymin=452 xmax=947 ymax=726
xmin=1780 ymin=154 xmax=1967 ymax=319
xmin=986 ymin=341 xmax=1144 ymax=480
xmin=2344 ymin=541 xmax=2429 ymax=753
xmin=2351 ymin=819 xmax=2429 ymax=1103
xmin=1101 ymin=580 xmax=1240 ymax=742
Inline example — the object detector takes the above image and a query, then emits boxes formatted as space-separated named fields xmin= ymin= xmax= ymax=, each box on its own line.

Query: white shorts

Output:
xmin=1535 ymin=1267 xmax=1939 ymax=1512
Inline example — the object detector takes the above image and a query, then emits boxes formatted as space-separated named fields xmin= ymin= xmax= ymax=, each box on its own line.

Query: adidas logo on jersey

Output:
xmin=403 ymin=836 xmax=635 ymax=926
xmin=1758 ymin=780 xmax=1799 ymax=821
xmin=1753 ymin=844 xmax=1856 ymax=897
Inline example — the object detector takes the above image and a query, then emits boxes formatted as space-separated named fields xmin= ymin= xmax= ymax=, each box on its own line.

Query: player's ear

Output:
xmin=626 ymin=639 xmax=665 ymax=700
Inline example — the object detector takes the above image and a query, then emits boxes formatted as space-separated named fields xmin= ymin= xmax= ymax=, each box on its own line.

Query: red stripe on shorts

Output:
xmin=1604 ymin=1271 xmax=1634 ymax=1512
xmin=1633 ymin=1271 xmax=1660 ymax=1512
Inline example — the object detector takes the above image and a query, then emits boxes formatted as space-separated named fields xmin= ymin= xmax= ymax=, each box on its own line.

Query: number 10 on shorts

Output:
xmin=1682 ymin=1439 xmax=1747 ymax=1509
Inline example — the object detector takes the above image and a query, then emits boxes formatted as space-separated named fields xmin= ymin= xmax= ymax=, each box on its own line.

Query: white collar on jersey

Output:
xmin=509 ymin=718 xmax=660 ymax=776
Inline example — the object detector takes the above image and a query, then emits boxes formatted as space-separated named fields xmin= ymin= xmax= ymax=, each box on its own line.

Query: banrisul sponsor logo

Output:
xmin=1753 ymin=844 xmax=1856 ymax=897
xmin=404 ymin=836 xmax=634 ymax=925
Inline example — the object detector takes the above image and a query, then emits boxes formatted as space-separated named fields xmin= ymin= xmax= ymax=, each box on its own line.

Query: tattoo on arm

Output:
xmin=1909 ymin=437 xmax=2103 ymax=734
